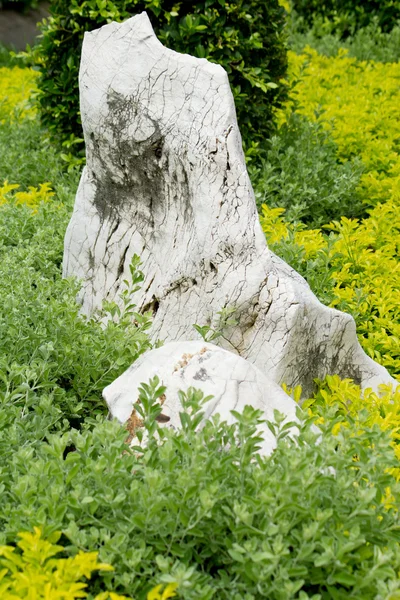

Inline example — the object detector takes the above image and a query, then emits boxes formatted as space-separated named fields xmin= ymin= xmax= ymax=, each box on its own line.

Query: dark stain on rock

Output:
xmin=292 ymin=320 xmax=364 ymax=398
xmin=142 ymin=295 xmax=159 ymax=316
xmin=193 ymin=368 xmax=210 ymax=381
xmin=91 ymin=90 xmax=167 ymax=224
xmin=117 ymin=246 xmax=129 ymax=279
xmin=88 ymin=248 xmax=95 ymax=271
xmin=89 ymin=90 xmax=194 ymax=237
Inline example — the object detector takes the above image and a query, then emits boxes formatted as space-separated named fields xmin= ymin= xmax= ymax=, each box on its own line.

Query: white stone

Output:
xmin=63 ymin=12 xmax=398 ymax=397
xmin=103 ymin=341 xmax=298 ymax=455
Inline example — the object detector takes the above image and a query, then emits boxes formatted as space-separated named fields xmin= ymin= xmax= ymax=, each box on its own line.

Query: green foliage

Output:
xmin=0 ymin=119 xmax=73 ymax=189
xmin=265 ymin=223 xmax=337 ymax=307
xmin=31 ymin=0 xmax=288 ymax=157
xmin=193 ymin=306 xmax=238 ymax=343
xmin=1 ymin=20 xmax=400 ymax=600
xmin=250 ymin=112 xmax=365 ymax=227
xmin=1 ymin=382 xmax=400 ymax=599
xmin=0 ymin=199 xmax=152 ymax=425
xmin=260 ymin=200 xmax=400 ymax=378
xmin=0 ymin=44 xmax=26 ymax=68
xmin=0 ymin=527 xmax=128 ymax=599
xmin=289 ymin=12 xmax=400 ymax=62
xmin=258 ymin=47 xmax=400 ymax=378
xmin=291 ymin=0 xmax=400 ymax=35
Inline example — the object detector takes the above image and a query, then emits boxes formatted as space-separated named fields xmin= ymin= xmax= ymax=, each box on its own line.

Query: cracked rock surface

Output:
xmin=103 ymin=341 xmax=298 ymax=455
xmin=63 ymin=12 xmax=397 ymax=397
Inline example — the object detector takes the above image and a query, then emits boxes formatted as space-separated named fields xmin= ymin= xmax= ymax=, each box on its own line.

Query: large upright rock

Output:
xmin=63 ymin=12 xmax=397 ymax=396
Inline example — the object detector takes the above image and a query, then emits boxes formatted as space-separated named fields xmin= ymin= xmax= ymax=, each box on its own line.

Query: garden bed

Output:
xmin=0 ymin=2 xmax=399 ymax=598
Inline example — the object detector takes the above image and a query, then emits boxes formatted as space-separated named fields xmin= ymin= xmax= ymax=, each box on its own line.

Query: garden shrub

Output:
xmin=249 ymin=111 xmax=364 ymax=226
xmin=0 ymin=180 xmax=55 ymax=210
xmin=256 ymin=47 xmax=400 ymax=379
xmin=281 ymin=48 xmax=400 ymax=209
xmin=303 ymin=375 xmax=400 ymax=449
xmin=291 ymin=0 xmax=400 ymax=35
xmin=1 ymin=385 xmax=400 ymax=598
xmin=289 ymin=13 xmax=400 ymax=62
xmin=0 ymin=66 xmax=73 ymax=190
xmin=0 ymin=198 xmax=152 ymax=424
xmin=0 ymin=45 xmax=27 ymax=69
xmin=30 ymin=0 xmax=288 ymax=159
xmin=0 ymin=527 xmax=130 ymax=599
xmin=0 ymin=66 xmax=38 ymax=123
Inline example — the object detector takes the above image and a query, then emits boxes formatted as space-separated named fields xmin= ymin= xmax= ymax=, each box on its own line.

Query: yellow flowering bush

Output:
xmin=260 ymin=205 xmax=326 ymax=254
xmin=326 ymin=202 xmax=400 ymax=374
xmin=280 ymin=48 xmax=400 ymax=207
xmin=0 ymin=527 xmax=130 ymax=600
xmin=147 ymin=584 xmax=178 ymax=600
xmin=0 ymin=181 xmax=55 ymax=210
xmin=301 ymin=376 xmax=400 ymax=483
xmin=0 ymin=67 xmax=39 ymax=123
xmin=303 ymin=375 xmax=400 ymax=438
xmin=0 ymin=527 xmax=177 ymax=600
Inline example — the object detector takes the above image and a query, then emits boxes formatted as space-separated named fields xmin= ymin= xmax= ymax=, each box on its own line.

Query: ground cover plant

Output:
xmin=0 ymin=527 xmax=129 ymax=599
xmin=0 ymin=3 xmax=400 ymax=598
xmin=289 ymin=14 xmax=400 ymax=63
xmin=2 ymin=384 xmax=400 ymax=599
xmin=288 ymin=0 xmax=400 ymax=62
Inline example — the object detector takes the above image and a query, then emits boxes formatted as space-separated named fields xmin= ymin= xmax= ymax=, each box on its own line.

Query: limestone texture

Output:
xmin=103 ymin=341 xmax=298 ymax=455
xmin=63 ymin=12 xmax=397 ymax=396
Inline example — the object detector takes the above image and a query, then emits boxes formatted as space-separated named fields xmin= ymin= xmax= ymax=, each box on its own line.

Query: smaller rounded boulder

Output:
xmin=103 ymin=341 xmax=298 ymax=455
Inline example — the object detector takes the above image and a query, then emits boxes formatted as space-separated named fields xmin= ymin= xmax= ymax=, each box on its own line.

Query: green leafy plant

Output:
xmin=29 ymin=0 xmax=288 ymax=159
xmin=250 ymin=111 xmax=365 ymax=227
xmin=1 ymin=386 xmax=400 ymax=598
xmin=289 ymin=12 xmax=400 ymax=62
xmin=291 ymin=0 xmax=400 ymax=36
xmin=0 ymin=196 xmax=152 ymax=426
xmin=0 ymin=527 xmax=129 ymax=599
xmin=193 ymin=306 xmax=238 ymax=343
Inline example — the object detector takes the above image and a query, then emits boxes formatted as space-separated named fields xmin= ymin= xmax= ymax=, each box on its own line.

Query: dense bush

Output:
xmin=252 ymin=47 xmax=400 ymax=226
xmin=289 ymin=14 xmax=400 ymax=62
xmin=0 ymin=65 xmax=38 ymax=123
xmin=31 ymin=0 xmax=288 ymax=159
xmin=0 ymin=196 xmax=152 ymax=424
xmin=1 ymin=384 xmax=400 ymax=599
xmin=0 ymin=44 xmax=25 ymax=68
xmin=282 ymin=49 xmax=400 ymax=206
xmin=261 ymin=199 xmax=400 ymax=378
xmin=291 ymin=0 xmax=400 ymax=35
xmin=0 ymin=528 xmax=129 ymax=599
xmin=304 ymin=375 xmax=400 ymax=457
xmin=249 ymin=111 xmax=364 ymax=226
